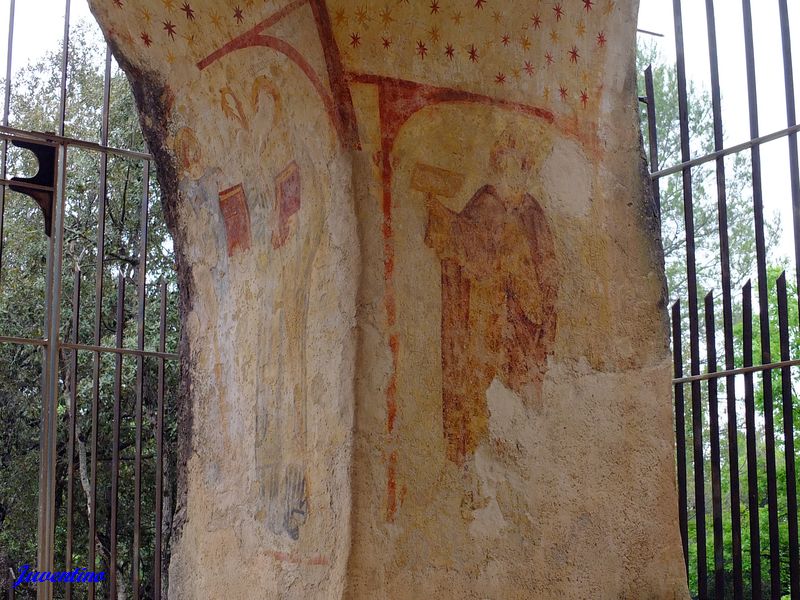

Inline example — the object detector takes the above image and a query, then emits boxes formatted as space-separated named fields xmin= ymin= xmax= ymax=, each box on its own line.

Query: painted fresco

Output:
xmin=87 ymin=1 xmax=689 ymax=597
xmin=424 ymin=131 xmax=559 ymax=464
xmin=95 ymin=0 xmax=606 ymax=539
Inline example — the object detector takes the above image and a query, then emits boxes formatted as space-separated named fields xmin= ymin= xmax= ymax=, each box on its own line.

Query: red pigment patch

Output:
xmin=272 ymin=161 xmax=301 ymax=249
xmin=218 ymin=183 xmax=252 ymax=257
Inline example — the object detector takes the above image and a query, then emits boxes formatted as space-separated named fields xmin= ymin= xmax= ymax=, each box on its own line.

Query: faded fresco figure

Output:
xmin=425 ymin=131 xmax=559 ymax=464
xmin=250 ymin=76 xmax=325 ymax=541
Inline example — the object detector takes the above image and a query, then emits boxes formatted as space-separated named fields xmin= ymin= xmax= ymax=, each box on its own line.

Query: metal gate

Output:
xmin=0 ymin=1 xmax=179 ymax=599
xmin=641 ymin=0 xmax=800 ymax=598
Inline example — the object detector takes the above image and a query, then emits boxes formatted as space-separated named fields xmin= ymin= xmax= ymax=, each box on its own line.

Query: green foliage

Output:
xmin=638 ymin=41 xmax=800 ymax=599
xmin=636 ymin=41 xmax=779 ymax=305
xmin=0 ymin=20 xmax=179 ymax=599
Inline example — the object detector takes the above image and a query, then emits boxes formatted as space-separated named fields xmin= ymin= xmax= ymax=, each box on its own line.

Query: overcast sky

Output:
xmin=0 ymin=0 xmax=797 ymax=277
xmin=638 ymin=0 xmax=800 ymax=270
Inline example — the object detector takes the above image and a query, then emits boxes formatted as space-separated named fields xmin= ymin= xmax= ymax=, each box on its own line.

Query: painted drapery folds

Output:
xmin=88 ymin=0 xmax=689 ymax=598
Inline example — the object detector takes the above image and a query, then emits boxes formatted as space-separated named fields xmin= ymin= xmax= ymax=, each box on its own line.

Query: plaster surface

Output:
xmin=86 ymin=1 xmax=689 ymax=597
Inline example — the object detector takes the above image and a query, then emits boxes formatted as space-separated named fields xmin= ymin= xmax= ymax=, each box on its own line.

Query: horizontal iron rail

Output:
xmin=0 ymin=125 xmax=153 ymax=162
xmin=0 ymin=178 xmax=53 ymax=193
xmin=672 ymin=356 xmax=800 ymax=384
xmin=0 ymin=335 xmax=178 ymax=360
xmin=651 ymin=122 xmax=800 ymax=180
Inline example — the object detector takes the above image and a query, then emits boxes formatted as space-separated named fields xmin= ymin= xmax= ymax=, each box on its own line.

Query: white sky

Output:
xmin=638 ymin=0 xmax=800 ymax=271
xmin=0 ymin=0 xmax=797 ymax=276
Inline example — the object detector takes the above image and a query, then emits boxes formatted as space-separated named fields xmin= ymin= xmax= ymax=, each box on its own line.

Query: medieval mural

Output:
xmin=87 ymin=0 xmax=689 ymax=597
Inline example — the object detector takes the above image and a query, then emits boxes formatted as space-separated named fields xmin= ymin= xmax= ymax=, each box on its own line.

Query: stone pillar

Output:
xmin=88 ymin=1 xmax=689 ymax=597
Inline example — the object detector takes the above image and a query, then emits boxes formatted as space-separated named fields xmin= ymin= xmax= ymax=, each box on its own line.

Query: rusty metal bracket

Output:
xmin=5 ymin=139 xmax=57 ymax=236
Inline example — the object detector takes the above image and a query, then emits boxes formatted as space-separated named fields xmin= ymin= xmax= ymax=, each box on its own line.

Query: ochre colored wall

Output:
xmin=87 ymin=1 xmax=689 ymax=597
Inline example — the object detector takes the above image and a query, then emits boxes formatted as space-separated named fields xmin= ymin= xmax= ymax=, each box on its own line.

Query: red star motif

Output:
xmin=553 ymin=3 xmax=564 ymax=21
xmin=233 ymin=6 xmax=244 ymax=23
xmin=163 ymin=20 xmax=176 ymax=40
xmin=559 ymin=85 xmax=568 ymax=100
xmin=495 ymin=72 xmax=506 ymax=84
xmin=382 ymin=36 xmax=392 ymax=49
xmin=597 ymin=31 xmax=607 ymax=47
xmin=545 ymin=51 xmax=554 ymax=65
xmin=580 ymin=89 xmax=589 ymax=107
xmin=430 ymin=0 xmax=440 ymax=14
xmin=468 ymin=44 xmax=479 ymax=62
xmin=583 ymin=0 xmax=594 ymax=11
xmin=416 ymin=40 xmax=428 ymax=58
xmin=112 ymin=0 xmax=123 ymax=7
xmin=445 ymin=43 xmax=455 ymax=59
xmin=524 ymin=60 xmax=534 ymax=75
xmin=350 ymin=32 xmax=361 ymax=47
xmin=531 ymin=14 xmax=542 ymax=29
xmin=181 ymin=2 xmax=194 ymax=20
xmin=501 ymin=33 xmax=511 ymax=46
xmin=569 ymin=45 xmax=580 ymax=63
xmin=140 ymin=31 xmax=152 ymax=46
xmin=475 ymin=0 xmax=486 ymax=9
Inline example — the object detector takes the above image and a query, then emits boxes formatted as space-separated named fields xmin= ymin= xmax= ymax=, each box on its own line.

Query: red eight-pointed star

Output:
xmin=416 ymin=40 xmax=428 ymax=59
xmin=531 ymin=13 xmax=542 ymax=29
xmin=524 ymin=60 xmax=534 ymax=75
xmin=350 ymin=32 xmax=361 ymax=47
xmin=181 ymin=2 xmax=195 ymax=20
xmin=569 ymin=45 xmax=580 ymax=63
xmin=233 ymin=6 xmax=244 ymax=24
xmin=553 ymin=3 xmax=564 ymax=21
xmin=495 ymin=72 xmax=506 ymax=85
xmin=597 ymin=31 xmax=607 ymax=47
xmin=140 ymin=32 xmax=152 ymax=46
xmin=580 ymin=89 xmax=589 ymax=107
xmin=583 ymin=0 xmax=594 ymax=11
xmin=468 ymin=44 xmax=479 ymax=62
xmin=163 ymin=20 xmax=177 ymax=40
xmin=545 ymin=51 xmax=554 ymax=65
xmin=501 ymin=33 xmax=511 ymax=46
xmin=382 ymin=36 xmax=392 ymax=49
xmin=445 ymin=43 xmax=455 ymax=59
xmin=430 ymin=1 xmax=440 ymax=14
xmin=475 ymin=0 xmax=486 ymax=9
xmin=559 ymin=85 xmax=568 ymax=100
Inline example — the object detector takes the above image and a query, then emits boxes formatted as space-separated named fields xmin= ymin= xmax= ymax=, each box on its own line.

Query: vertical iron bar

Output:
xmin=776 ymin=0 xmax=800 ymax=320
xmin=726 ymin=365 xmax=745 ymax=600
xmin=58 ymin=0 xmax=70 ymax=137
xmin=65 ymin=269 xmax=80 ymax=600
xmin=110 ymin=274 xmax=125 ymax=599
xmin=672 ymin=0 xmax=705 ymax=594
xmin=673 ymin=300 xmax=689 ymax=575
xmin=777 ymin=272 xmax=799 ymax=598
xmin=37 ymin=143 xmax=66 ymax=600
xmin=741 ymin=2 xmax=781 ymax=595
xmin=88 ymin=47 xmax=111 ymax=600
xmin=132 ymin=161 xmax=149 ymax=598
xmin=704 ymin=0 xmax=743 ymax=594
xmin=153 ymin=278 xmax=166 ymax=600
xmin=0 ymin=0 xmax=15 ymax=281
xmin=644 ymin=65 xmax=661 ymax=220
xmin=704 ymin=292 xmax=725 ymax=596
xmin=742 ymin=280 xmax=762 ymax=598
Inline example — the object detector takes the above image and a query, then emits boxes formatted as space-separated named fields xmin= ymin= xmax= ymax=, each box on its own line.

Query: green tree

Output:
xmin=637 ymin=41 xmax=779 ymax=305
xmin=638 ymin=40 xmax=798 ymax=599
xmin=0 ymin=20 xmax=180 ymax=600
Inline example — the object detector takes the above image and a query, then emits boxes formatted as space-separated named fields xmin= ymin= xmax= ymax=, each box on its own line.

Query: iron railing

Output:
xmin=642 ymin=0 xmax=800 ymax=598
